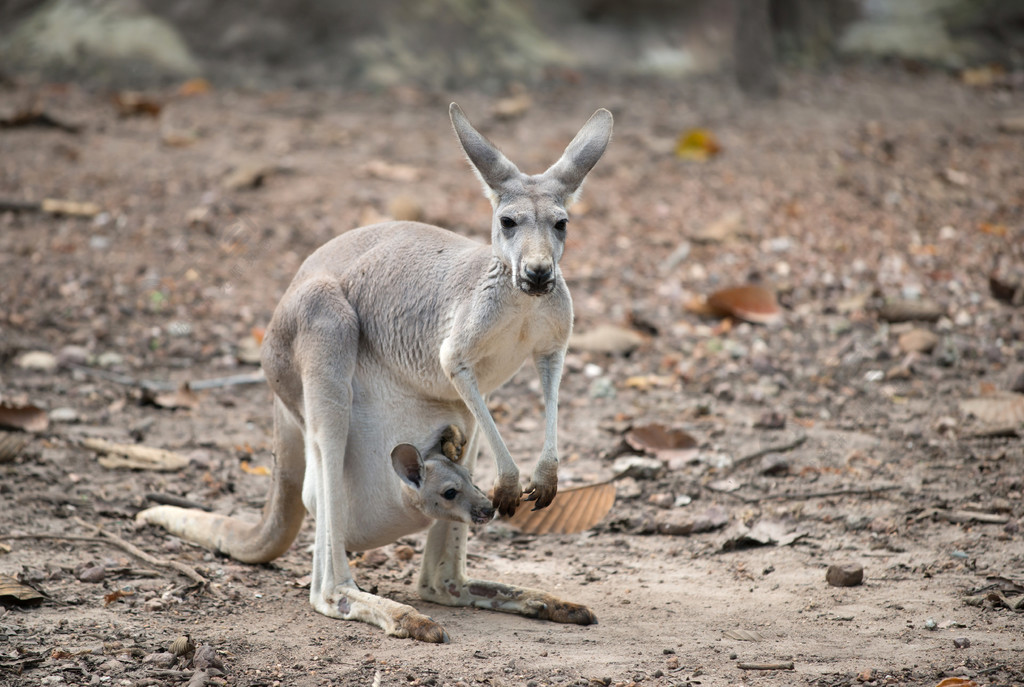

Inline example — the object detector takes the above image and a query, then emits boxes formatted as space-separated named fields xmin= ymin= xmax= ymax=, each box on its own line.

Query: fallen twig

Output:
xmin=68 ymin=363 xmax=266 ymax=392
xmin=0 ymin=198 xmax=100 ymax=217
xmin=2 ymin=527 xmax=209 ymax=589
xmin=146 ymin=492 xmax=211 ymax=512
xmin=726 ymin=433 xmax=807 ymax=475
xmin=72 ymin=517 xmax=210 ymax=588
xmin=736 ymin=484 xmax=900 ymax=503
xmin=737 ymin=661 xmax=794 ymax=671
xmin=81 ymin=437 xmax=190 ymax=471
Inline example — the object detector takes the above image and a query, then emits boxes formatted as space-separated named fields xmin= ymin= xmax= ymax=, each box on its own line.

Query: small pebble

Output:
xmin=953 ymin=637 xmax=970 ymax=649
xmin=16 ymin=350 xmax=58 ymax=372
xmin=826 ymin=563 xmax=864 ymax=587
xmin=925 ymin=618 xmax=937 ymax=630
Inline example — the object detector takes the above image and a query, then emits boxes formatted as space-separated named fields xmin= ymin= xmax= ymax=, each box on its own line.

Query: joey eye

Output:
xmin=554 ymin=218 xmax=568 ymax=231
xmin=442 ymin=488 xmax=458 ymax=500
xmin=499 ymin=216 xmax=516 ymax=230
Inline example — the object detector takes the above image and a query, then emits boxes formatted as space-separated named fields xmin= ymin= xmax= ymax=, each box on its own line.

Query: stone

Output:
xmin=1 ymin=0 xmax=200 ymax=87
xmin=16 ymin=350 xmax=57 ymax=372
xmin=49 ymin=407 xmax=79 ymax=423
xmin=898 ymin=328 xmax=938 ymax=354
xmin=826 ymin=563 xmax=864 ymax=587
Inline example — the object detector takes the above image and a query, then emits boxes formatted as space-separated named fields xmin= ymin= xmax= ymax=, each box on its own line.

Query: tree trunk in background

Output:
xmin=734 ymin=0 xmax=779 ymax=97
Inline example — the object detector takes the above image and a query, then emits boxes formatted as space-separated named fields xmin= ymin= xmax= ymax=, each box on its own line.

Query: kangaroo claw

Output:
xmin=523 ymin=481 xmax=557 ymax=511
xmin=491 ymin=479 xmax=523 ymax=518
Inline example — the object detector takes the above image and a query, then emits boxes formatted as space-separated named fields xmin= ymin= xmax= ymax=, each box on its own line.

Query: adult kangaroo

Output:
xmin=138 ymin=103 xmax=613 ymax=642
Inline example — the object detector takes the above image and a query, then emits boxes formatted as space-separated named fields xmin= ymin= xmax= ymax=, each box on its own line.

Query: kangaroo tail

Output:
xmin=137 ymin=398 xmax=306 ymax=564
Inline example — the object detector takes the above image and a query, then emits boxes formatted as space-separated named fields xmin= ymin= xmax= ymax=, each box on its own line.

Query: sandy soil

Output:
xmin=1 ymin=68 xmax=1023 ymax=687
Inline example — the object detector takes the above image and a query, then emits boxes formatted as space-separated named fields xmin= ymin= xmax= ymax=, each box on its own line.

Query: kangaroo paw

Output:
xmin=523 ymin=480 xmax=557 ymax=511
xmin=395 ymin=610 xmax=451 ymax=643
xmin=536 ymin=599 xmax=598 ymax=626
xmin=490 ymin=478 xmax=522 ymax=518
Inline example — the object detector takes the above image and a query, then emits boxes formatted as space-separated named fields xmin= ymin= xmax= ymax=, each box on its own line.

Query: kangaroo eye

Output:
xmin=554 ymin=219 xmax=568 ymax=231
xmin=442 ymin=488 xmax=458 ymax=500
xmin=499 ymin=216 xmax=516 ymax=229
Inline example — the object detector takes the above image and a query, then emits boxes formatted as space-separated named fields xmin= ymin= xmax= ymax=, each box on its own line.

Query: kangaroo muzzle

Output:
xmin=520 ymin=262 xmax=555 ymax=296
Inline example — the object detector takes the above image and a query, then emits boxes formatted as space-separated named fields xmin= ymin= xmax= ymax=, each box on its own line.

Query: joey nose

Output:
xmin=472 ymin=505 xmax=496 ymax=524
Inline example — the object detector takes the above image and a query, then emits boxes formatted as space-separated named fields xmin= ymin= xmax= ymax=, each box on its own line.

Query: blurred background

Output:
xmin=1 ymin=0 xmax=1023 ymax=91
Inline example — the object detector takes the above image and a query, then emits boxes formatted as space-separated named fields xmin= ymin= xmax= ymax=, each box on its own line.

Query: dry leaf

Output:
xmin=104 ymin=588 xmax=134 ymax=606
xmin=0 ymin=401 xmax=49 ymax=433
xmin=706 ymin=285 xmax=782 ymax=324
xmin=691 ymin=210 xmax=743 ymax=245
xmin=960 ymin=393 xmax=1024 ymax=426
xmin=935 ymin=679 xmax=977 ymax=687
xmin=0 ymin=431 xmax=30 ymax=463
xmin=360 ymin=160 xmax=422 ymax=182
xmin=0 ymin=574 xmax=44 ymax=605
xmin=148 ymin=383 xmax=201 ymax=410
xmin=623 ymin=375 xmax=674 ymax=391
xmin=240 ymin=460 xmax=270 ymax=476
xmin=113 ymin=91 xmax=162 ymax=117
xmin=675 ymin=128 xmax=721 ymax=161
xmin=505 ymin=482 xmax=615 ymax=535
xmin=177 ymin=78 xmax=212 ymax=97
xmin=222 ymin=162 xmax=276 ymax=191
xmin=83 ymin=438 xmax=190 ymax=471
xmin=625 ymin=423 xmax=698 ymax=463
xmin=568 ymin=325 xmax=646 ymax=354
xmin=492 ymin=92 xmax=532 ymax=120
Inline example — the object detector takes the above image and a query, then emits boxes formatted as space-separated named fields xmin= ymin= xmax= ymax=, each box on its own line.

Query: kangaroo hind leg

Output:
xmin=295 ymin=281 xmax=449 ymax=642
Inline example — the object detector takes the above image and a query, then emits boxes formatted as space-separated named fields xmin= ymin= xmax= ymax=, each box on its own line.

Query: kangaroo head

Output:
xmin=450 ymin=103 xmax=613 ymax=296
xmin=391 ymin=443 xmax=495 ymax=525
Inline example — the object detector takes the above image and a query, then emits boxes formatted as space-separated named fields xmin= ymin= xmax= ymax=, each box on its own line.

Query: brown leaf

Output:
xmin=706 ymin=285 xmax=782 ymax=324
xmin=691 ymin=210 xmax=743 ymax=245
xmin=239 ymin=460 xmax=270 ymax=476
xmin=0 ymin=401 xmax=49 ymax=433
xmin=0 ymin=574 xmax=44 ymax=605
xmin=960 ymin=393 xmax=1024 ymax=426
xmin=147 ymin=383 xmax=200 ymax=410
xmin=505 ymin=482 xmax=616 ymax=535
xmin=935 ymin=679 xmax=978 ymax=687
xmin=0 ymin=431 xmax=30 ymax=463
xmin=675 ymin=128 xmax=721 ymax=161
xmin=113 ymin=91 xmax=163 ymax=118
xmin=103 ymin=589 xmax=134 ymax=606
xmin=360 ymin=160 xmax=422 ymax=182
xmin=568 ymin=325 xmax=646 ymax=354
xmin=177 ymin=78 xmax=212 ymax=97
xmin=625 ymin=423 xmax=698 ymax=463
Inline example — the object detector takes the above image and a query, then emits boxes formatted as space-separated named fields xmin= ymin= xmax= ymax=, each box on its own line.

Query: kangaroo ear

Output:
xmin=450 ymin=103 xmax=520 ymax=198
xmin=391 ymin=444 xmax=424 ymax=488
xmin=543 ymin=108 xmax=613 ymax=203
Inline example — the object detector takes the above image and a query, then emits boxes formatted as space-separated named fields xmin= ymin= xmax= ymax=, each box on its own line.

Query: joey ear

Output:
xmin=543 ymin=108 xmax=613 ymax=202
xmin=450 ymin=103 xmax=520 ymax=196
xmin=391 ymin=444 xmax=424 ymax=488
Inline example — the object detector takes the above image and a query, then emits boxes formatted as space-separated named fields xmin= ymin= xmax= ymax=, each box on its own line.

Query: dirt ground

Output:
xmin=1 ymin=67 xmax=1023 ymax=687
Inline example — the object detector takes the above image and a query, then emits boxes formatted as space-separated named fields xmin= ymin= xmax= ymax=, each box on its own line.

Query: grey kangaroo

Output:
xmin=137 ymin=103 xmax=614 ymax=642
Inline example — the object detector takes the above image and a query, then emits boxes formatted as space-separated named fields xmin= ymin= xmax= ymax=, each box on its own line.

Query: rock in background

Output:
xmin=0 ymin=0 xmax=200 ymax=87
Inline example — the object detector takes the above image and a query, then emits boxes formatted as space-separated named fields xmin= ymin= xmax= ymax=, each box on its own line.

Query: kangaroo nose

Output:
xmin=524 ymin=264 xmax=553 ymax=286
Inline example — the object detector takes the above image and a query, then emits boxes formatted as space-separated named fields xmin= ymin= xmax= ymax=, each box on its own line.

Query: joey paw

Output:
xmin=440 ymin=424 xmax=466 ymax=462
